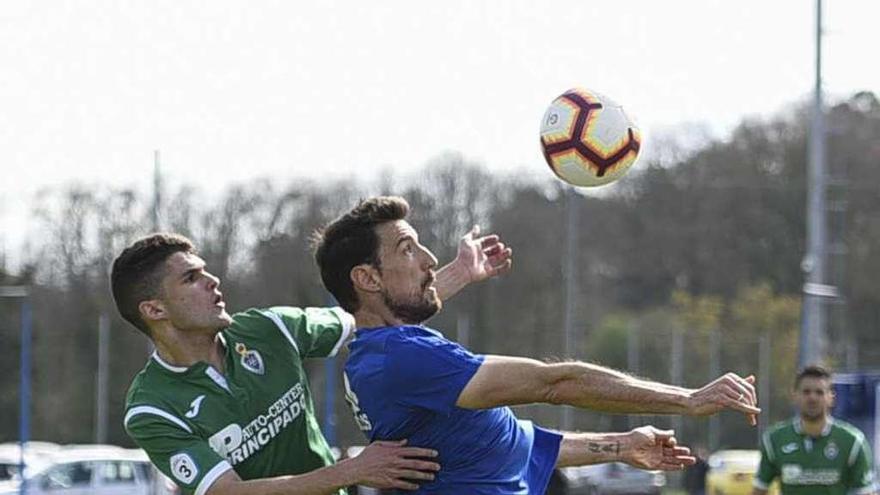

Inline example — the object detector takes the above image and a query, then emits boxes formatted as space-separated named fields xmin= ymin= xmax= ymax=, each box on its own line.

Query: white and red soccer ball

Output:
xmin=540 ymin=88 xmax=642 ymax=187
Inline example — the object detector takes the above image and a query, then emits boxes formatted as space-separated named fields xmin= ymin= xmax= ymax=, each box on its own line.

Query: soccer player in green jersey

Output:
xmin=753 ymin=366 xmax=877 ymax=495
xmin=111 ymin=231 xmax=512 ymax=495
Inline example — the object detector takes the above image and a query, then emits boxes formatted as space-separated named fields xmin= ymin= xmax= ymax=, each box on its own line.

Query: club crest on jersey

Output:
xmin=236 ymin=343 xmax=265 ymax=375
xmin=824 ymin=441 xmax=839 ymax=460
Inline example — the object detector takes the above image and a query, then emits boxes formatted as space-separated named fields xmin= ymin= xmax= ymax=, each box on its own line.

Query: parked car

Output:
xmin=0 ymin=444 xmax=157 ymax=495
xmin=0 ymin=442 xmax=61 ymax=482
xmin=552 ymin=462 xmax=666 ymax=495
xmin=706 ymin=449 xmax=779 ymax=495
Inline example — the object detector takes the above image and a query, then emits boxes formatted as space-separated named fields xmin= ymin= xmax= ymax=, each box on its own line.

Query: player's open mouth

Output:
xmin=214 ymin=293 xmax=225 ymax=307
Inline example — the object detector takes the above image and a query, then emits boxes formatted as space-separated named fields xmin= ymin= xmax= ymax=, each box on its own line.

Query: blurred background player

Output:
xmin=752 ymin=365 xmax=877 ymax=495
xmin=313 ymin=196 xmax=762 ymax=494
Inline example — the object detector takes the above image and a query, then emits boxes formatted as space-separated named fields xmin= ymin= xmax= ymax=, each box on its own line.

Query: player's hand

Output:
xmin=348 ymin=439 xmax=440 ymax=491
xmin=687 ymin=373 xmax=760 ymax=425
xmin=454 ymin=225 xmax=513 ymax=283
xmin=621 ymin=426 xmax=696 ymax=471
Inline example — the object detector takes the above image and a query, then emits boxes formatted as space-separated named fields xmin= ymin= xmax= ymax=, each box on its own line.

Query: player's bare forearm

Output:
xmin=458 ymin=356 xmax=690 ymax=413
xmin=206 ymin=465 xmax=360 ymax=495
xmin=207 ymin=441 xmax=439 ymax=494
xmin=545 ymin=361 xmax=693 ymax=414
xmin=558 ymin=427 xmax=695 ymax=471
xmin=434 ymin=261 xmax=470 ymax=301
xmin=556 ymin=432 xmax=628 ymax=467
xmin=540 ymin=361 xmax=760 ymax=422
xmin=456 ymin=356 xmax=759 ymax=422
xmin=550 ymin=364 xmax=760 ymax=423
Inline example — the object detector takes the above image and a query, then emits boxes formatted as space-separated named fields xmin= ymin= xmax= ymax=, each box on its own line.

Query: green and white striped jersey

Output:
xmin=755 ymin=417 xmax=876 ymax=495
xmin=124 ymin=306 xmax=354 ymax=495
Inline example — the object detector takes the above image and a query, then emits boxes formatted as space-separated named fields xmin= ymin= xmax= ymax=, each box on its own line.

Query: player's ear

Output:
xmin=139 ymin=299 xmax=168 ymax=324
xmin=351 ymin=264 xmax=382 ymax=294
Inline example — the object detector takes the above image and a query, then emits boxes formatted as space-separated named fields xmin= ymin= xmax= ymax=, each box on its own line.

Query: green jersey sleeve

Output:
xmin=125 ymin=406 xmax=232 ymax=495
xmin=754 ymin=430 xmax=779 ymax=490
xmin=846 ymin=430 xmax=877 ymax=494
xmin=264 ymin=306 xmax=355 ymax=358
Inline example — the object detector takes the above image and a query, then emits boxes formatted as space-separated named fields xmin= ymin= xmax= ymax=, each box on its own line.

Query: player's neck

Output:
xmin=799 ymin=414 xmax=829 ymax=437
xmin=152 ymin=326 xmax=226 ymax=373
xmin=353 ymin=306 xmax=402 ymax=330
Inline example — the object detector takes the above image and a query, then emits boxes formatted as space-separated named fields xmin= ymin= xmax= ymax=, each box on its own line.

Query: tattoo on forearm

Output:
xmin=587 ymin=441 xmax=620 ymax=455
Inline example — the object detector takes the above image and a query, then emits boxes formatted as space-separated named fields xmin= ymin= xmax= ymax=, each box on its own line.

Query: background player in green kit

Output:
xmin=111 ymin=231 xmax=512 ymax=495
xmin=753 ymin=366 xmax=877 ymax=495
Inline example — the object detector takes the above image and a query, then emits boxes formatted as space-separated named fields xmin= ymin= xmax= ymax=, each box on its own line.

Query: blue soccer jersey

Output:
xmin=343 ymin=325 xmax=563 ymax=494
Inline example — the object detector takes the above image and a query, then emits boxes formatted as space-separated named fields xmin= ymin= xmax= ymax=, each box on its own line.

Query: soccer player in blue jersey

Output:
xmin=314 ymin=196 xmax=761 ymax=494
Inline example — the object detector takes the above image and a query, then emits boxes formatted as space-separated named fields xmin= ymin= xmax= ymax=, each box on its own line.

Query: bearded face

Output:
xmin=795 ymin=377 xmax=833 ymax=421
xmin=372 ymin=220 xmax=441 ymax=324
xmin=381 ymin=271 xmax=441 ymax=324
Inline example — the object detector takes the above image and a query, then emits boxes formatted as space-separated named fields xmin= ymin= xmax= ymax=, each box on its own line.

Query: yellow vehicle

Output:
xmin=706 ymin=450 xmax=779 ymax=495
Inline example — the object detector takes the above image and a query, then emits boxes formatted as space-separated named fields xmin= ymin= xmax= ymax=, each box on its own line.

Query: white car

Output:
xmin=0 ymin=442 xmax=61 ymax=483
xmin=0 ymin=444 xmax=163 ymax=495
xmin=554 ymin=462 xmax=666 ymax=495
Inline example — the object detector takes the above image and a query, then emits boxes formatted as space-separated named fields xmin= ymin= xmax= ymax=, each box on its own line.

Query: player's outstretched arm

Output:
xmin=556 ymin=426 xmax=696 ymax=471
xmin=434 ymin=225 xmax=512 ymax=301
xmin=455 ymin=355 xmax=760 ymax=423
xmin=206 ymin=440 xmax=439 ymax=495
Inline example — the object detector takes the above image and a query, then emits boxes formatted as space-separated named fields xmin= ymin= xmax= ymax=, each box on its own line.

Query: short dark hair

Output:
xmin=313 ymin=196 xmax=410 ymax=313
xmin=794 ymin=365 xmax=832 ymax=389
xmin=110 ymin=233 xmax=196 ymax=336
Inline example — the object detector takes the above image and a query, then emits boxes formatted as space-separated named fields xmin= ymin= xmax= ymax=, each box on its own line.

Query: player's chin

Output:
xmin=417 ymin=294 xmax=442 ymax=321
xmin=801 ymin=408 xmax=824 ymax=420
xmin=217 ymin=311 xmax=233 ymax=326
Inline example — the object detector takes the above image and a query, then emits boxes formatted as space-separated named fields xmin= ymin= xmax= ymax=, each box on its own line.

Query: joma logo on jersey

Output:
xmin=208 ymin=383 xmax=306 ymax=465
xmin=185 ymin=395 xmax=206 ymax=419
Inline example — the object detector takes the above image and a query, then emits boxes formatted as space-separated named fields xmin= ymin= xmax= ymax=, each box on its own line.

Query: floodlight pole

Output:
xmin=561 ymin=187 xmax=579 ymax=431
xmin=801 ymin=0 xmax=830 ymax=368
xmin=95 ymin=314 xmax=110 ymax=444
xmin=1 ymin=285 xmax=31 ymax=495
xmin=152 ymin=149 xmax=162 ymax=232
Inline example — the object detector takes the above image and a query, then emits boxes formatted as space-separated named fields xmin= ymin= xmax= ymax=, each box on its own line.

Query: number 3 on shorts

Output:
xmin=170 ymin=452 xmax=199 ymax=484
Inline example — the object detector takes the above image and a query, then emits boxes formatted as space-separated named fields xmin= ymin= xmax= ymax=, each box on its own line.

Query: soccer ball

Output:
xmin=539 ymin=88 xmax=642 ymax=187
